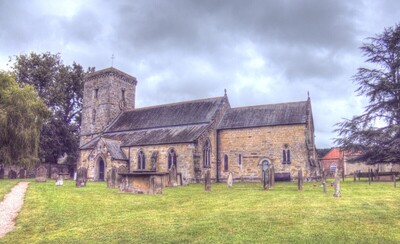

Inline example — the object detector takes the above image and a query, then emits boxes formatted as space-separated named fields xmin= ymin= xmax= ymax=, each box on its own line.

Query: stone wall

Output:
xmin=218 ymin=124 xmax=318 ymax=181
xmin=80 ymin=68 xmax=137 ymax=146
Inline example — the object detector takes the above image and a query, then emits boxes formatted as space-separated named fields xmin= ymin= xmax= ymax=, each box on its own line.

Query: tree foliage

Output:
xmin=0 ymin=72 xmax=50 ymax=166
xmin=11 ymin=52 xmax=88 ymax=164
xmin=335 ymin=24 xmax=400 ymax=164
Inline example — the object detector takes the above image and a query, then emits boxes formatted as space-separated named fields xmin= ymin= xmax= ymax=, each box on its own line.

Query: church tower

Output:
xmin=80 ymin=67 xmax=137 ymax=146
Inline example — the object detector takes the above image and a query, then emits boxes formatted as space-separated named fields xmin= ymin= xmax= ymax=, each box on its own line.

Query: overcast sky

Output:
xmin=1 ymin=0 xmax=399 ymax=148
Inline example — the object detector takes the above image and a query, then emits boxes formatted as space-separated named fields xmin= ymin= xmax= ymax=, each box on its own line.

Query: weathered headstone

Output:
xmin=8 ymin=170 xmax=17 ymax=179
xmin=51 ymin=167 xmax=59 ymax=179
xmin=0 ymin=167 xmax=4 ymax=179
xmin=333 ymin=168 xmax=341 ymax=197
xmin=169 ymin=164 xmax=177 ymax=187
xmin=76 ymin=167 xmax=87 ymax=187
xmin=55 ymin=174 xmax=64 ymax=186
xmin=19 ymin=169 xmax=26 ymax=179
xmin=205 ymin=169 xmax=211 ymax=191
xmin=298 ymin=169 xmax=303 ymax=191
xmin=263 ymin=167 xmax=270 ymax=190
xmin=117 ymin=165 xmax=128 ymax=187
xmin=227 ymin=172 xmax=233 ymax=188
xmin=322 ymin=181 xmax=327 ymax=193
xmin=36 ymin=166 xmax=47 ymax=182
xmin=269 ymin=164 xmax=275 ymax=189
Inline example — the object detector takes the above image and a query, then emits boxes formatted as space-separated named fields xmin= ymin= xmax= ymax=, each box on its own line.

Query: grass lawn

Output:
xmin=0 ymin=179 xmax=21 ymax=201
xmin=1 ymin=180 xmax=400 ymax=243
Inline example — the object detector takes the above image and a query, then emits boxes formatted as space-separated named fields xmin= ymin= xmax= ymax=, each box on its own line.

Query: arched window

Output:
xmin=138 ymin=150 xmax=146 ymax=170
xmin=224 ymin=154 xmax=229 ymax=171
xmin=238 ymin=154 xmax=242 ymax=165
xmin=203 ymin=139 xmax=211 ymax=168
xmin=94 ymin=88 xmax=99 ymax=99
xmin=282 ymin=144 xmax=291 ymax=164
xmin=168 ymin=148 xmax=177 ymax=169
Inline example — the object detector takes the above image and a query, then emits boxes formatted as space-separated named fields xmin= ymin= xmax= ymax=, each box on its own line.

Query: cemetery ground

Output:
xmin=1 ymin=179 xmax=400 ymax=243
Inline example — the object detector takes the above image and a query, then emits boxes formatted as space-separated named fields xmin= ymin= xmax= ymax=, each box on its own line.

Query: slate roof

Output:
xmin=106 ymin=96 xmax=226 ymax=132
xmin=81 ymin=97 xmax=226 ymax=149
xmin=104 ymin=140 xmax=127 ymax=160
xmin=218 ymin=101 xmax=308 ymax=130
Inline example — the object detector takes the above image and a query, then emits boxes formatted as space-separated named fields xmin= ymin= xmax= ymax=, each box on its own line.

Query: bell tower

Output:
xmin=80 ymin=67 xmax=137 ymax=146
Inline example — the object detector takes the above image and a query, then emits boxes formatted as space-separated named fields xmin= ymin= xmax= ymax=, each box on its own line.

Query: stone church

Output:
xmin=78 ymin=67 xmax=320 ymax=185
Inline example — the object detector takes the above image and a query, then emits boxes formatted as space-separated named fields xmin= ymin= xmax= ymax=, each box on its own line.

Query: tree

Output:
xmin=0 ymin=72 xmax=50 ymax=166
xmin=10 ymin=52 xmax=89 ymax=164
xmin=335 ymin=24 xmax=400 ymax=164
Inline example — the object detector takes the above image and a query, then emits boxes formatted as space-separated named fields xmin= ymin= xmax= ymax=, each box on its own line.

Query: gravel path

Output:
xmin=0 ymin=182 xmax=30 ymax=238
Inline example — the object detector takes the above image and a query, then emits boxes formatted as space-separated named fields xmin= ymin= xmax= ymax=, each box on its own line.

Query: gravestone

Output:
xmin=36 ymin=166 xmax=47 ymax=182
xmin=263 ymin=167 xmax=270 ymax=190
xmin=19 ymin=169 xmax=26 ymax=179
xmin=51 ymin=167 xmax=59 ymax=179
xmin=297 ymin=169 xmax=303 ymax=191
xmin=205 ymin=169 xmax=211 ymax=191
xmin=269 ymin=164 xmax=275 ymax=189
xmin=227 ymin=172 xmax=233 ymax=188
xmin=76 ymin=167 xmax=87 ymax=187
xmin=169 ymin=164 xmax=177 ymax=187
xmin=55 ymin=174 xmax=64 ymax=186
xmin=0 ymin=167 xmax=4 ymax=179
xmin=333 ymin=168 xmax=341 ymax=197
xmin=117 ymin=165 xmax=128 ymax=187
xmin=8 ymin=170 xmax=17 ymax=179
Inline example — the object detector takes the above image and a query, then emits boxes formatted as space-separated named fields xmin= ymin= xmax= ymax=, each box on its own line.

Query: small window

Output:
xmin=121 ymin=88 xmax=126 ymax=101
xmin=203 ymin=140 xmax=211 ymax=168
xmin=224 ymin=154 xmax=229 ymax=171
xmin=168 ymin=148 xmax=177 ymax=169
xmin=238 ymin=154 xmax=242 ymax=165
xmin=94 ymin=88 xmax=99 ymax=99
xmin=138 ymin=150 xmax=146 ymax=170
xmin=282 ymin=144 xmax=291 ymax=164
xmin=92 ymin=109 xmax=96 ymax=123
xmin=330 ymin=163 xmax=337 ymax=173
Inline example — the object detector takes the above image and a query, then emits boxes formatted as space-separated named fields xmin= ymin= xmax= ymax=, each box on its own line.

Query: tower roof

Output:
xmin=84 ymin=67 xmax=137 ymax=85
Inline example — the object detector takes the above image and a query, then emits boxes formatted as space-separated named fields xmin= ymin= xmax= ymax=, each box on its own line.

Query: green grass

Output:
xmin=1 ymin=180 xmax=400 ymax=243
xmin=0 ymin=179 xmax=21 ymax=201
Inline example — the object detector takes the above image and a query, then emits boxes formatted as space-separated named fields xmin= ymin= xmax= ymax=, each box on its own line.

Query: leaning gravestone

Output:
xmin=227 ymin=172 xmax=233 ymax=188
xmin=298 ymin=169 xmax=303 ymax=191
xmin=0 ymin=167 xmax=4 ymax=179
xmin=333 ymin=168 xmax=341 ymax=197
xmin=36 ymin=166 xmax=47 ymax=182
xmin=76 ymin=167 xmax=87 ymax=188
xmin=205 ymin=169 xmax=211 ymax=191
xmin=8 ymin=170 xmax=17 ymax=179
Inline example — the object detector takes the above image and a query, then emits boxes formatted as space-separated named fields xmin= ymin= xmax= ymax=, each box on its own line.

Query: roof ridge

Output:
xmin=230 ymin=100 xmax=307 ymax=110
xmin=125 ymin=96 xmax=225 ymax=112
xmin=105 ymin=122 xmax=210 ymax=135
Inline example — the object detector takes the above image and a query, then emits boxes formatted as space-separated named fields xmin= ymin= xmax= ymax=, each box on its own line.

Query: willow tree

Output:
xmin=335 ymin=24 xmax=400 ymax=164
xmin=0 ymin=72 xmax=49 ymax=166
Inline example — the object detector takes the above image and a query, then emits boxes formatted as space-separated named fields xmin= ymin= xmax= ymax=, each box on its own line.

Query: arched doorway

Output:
xmin=98 ymin=158 xmax=105 ymax=181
